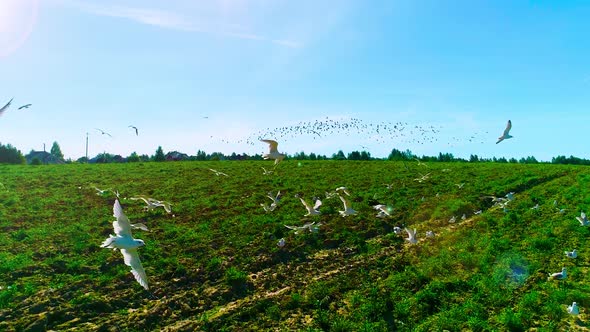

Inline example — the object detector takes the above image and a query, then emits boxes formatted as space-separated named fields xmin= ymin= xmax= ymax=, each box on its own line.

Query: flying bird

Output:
xmin=576 ymin=212 xmax=589 ymax=226
xmin=373 ymin=204 xmax=391 ymax=218
xmin=404 ymin=227 xmax=417 ymax=244
xmin=568 ymin=302 xmax=580 ymax=315
xmin=129 ymin=196 xmax=172 ymax=214
xmin=260 ymin=139 xmax=286 ymax=165
xmin=209 ymin=168 xmax=229 ymax=177
xmin=93 ymin=186 xmax=112 ymax=196
xmin=95 ymin=128 xmax=112 ymax=137
xmin=338 ymin=194 xmax=357 ymax=217
xmin=0 ymin=98 xmax=13 ymax=116
xmin=296 ymin=195 xmax=322 ymax=216
xmin=261 ymin=202 xmax=277 ymax=212
xmin=547 ymin=267 xmax=567 ymax=280
xmin=128 ymin=125 xmax=139 ymax=136
xmin=18 ymin=103 xmax=32 ymax=110
xmin=100 ymin=199 xmax=149 ymax=290
xmin=285 ymin=222 xmax=321 ymax=234
xmin=261 ymin=167 xmax=274 ymax=175
xmin=565 ymin=249 xmax=577 ymax=259
xmin=496 ymin=120 xmax=513 ymax=144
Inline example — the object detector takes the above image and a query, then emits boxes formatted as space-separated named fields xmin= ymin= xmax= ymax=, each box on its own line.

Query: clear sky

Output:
xmin=1 ymin=0 xmax=589 ymax=161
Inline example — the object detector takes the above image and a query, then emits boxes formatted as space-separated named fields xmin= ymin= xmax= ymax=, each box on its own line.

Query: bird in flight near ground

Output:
xmin=496 ymin=120 xmax=513 ymax=144
xmin=260 ymin=139 xmax=286 ymax=165
xmin=100 ymin=199 xmax=149 ymax=290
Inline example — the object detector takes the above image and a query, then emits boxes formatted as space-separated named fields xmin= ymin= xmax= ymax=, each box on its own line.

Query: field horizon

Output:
xmin=1 ymin=160 xmax=589 ymax=331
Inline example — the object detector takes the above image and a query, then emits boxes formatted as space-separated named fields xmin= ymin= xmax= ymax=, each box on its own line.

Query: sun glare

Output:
xmin=0 ymin=0 xmax=38 ymax=57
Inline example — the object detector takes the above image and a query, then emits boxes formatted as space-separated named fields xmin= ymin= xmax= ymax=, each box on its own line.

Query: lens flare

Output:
xmin=0 ymin=0 xmax=39 ymax=57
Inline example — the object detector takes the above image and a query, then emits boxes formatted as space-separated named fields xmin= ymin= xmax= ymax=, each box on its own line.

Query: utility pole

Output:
xmin=85 ymin=132 xmax=89 ymax=162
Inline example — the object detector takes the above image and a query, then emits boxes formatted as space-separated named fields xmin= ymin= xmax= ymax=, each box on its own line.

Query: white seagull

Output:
xmin=404 ymin=227 xmax=417 ymax=244
xmin=260 ymin=139 xmax=286 ymax=165
xmin=130 ymin=196 xmax=172 ymax=214
xmin=297 ymin=195 xmax=322 ymax=216
xmin=260 ymin=202 xmax=277 ymax=212
xmin=413 ymin=173 xmax=431 ymax=183
xmin=261 ymin=167 xmax=274 ymax=175
xmin=209 ymin=168 xmax=229 ymax=177
xmin=565 ymin=249 xmax=577 ymax=259
xmin=100 ymin=199 xmax=149 ymax=290
xmin=576 ymin=212 xmax=589 ymax=226
xmin=338 ymin=194 xmax=357 ymax=217
xmin=277 ymin=238 xmax=286 ymax=248
xmin=496 ymin=120 xmax=513 ymax=144
xmin=373 ymin=204 xmax=391 ymax=218
xmin=267 ymin=191 xmax=282 ymax=205
xmin=0 ymin=97 xmax=13 ymax=116
xmin=568 ymin=302 xmax=580 ymax=315
xmin=425 ymin=230 xmax=435 ymax=238
xmin=393 ymin=226 xmax=402 ymax=235
xmin=548 ymin=267 xmax=567 ymax=280
xmin=94 ymin=186 xmax=112 ymax=196
xmin=285 ymin=222 xmax=321 ymax=234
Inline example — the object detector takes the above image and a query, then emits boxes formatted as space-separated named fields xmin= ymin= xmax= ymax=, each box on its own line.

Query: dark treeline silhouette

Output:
xmin=0 ymin=142 xmax=589 ymax=166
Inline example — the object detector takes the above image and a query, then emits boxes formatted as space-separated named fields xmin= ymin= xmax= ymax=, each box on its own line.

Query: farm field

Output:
xmin=1 ymin=160 xmax=589 ymax=331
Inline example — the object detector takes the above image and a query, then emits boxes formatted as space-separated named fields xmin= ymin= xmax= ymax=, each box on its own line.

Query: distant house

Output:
xmin=25 ymin=151 xmax=65 ymax=164
xmin=166 ymin=151 xmax=189 ymax=161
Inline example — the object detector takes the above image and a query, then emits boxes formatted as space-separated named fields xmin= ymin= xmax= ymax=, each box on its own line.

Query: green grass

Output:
xmin=0 ymin=161 xmax=588 ymax=331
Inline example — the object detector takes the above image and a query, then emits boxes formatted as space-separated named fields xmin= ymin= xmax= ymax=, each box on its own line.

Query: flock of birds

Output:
xmin=2 ymin=103 xmax=580 ymax=319
xmin=209 ymin=116 xmax=493 ymax=151
xmin=93 ymin=127 xmax=585 ymax=319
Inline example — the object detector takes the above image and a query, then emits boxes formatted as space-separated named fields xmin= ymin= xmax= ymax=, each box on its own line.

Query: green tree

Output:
xmin=0 ymin=143 xmax=25 ymax=164
xmin=332 ymin=150 xmax=346 ymax=160
xmin=50 ymin=141 xmax=64 ymax=160
xmin=154 ymin=146 xmax=165 ymax=162
xmin=127 ymin=152 xmax=140 ymax=162
xmin=195 ymin=150 xmax=207 ymax=161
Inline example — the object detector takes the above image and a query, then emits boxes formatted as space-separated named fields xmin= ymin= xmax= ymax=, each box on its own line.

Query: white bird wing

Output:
xmin=121 ymin=248 xmax=149 ymax=290
xmin=338 ymin=195 xmax=350 ymax=210
xmin=113 ymin=199 xmax=133 ymax=237
xmin=298 ymin=197 xmax=312 ymax=211
xmin=160 ymin=201 xmax=172 ymax=213
xmin=130 ymin=196 xmax=150 ymax=204
xmin=261 ymin=139 xmax=279 ymax=153
xmin=131 ymin=223 xmax=150 ymax=232
xmin=313 ymin=199 xmax=322 ymax=210
xmin=0 ymin=98 xmax=12 ymax=115
xmin=284 ymin=225 xmax=302 ymax=230
xmin=503 ymin=120 xmax=512 ymax=136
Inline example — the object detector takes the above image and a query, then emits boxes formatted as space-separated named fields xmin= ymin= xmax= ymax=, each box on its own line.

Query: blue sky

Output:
xmin=1 ymin=0 xmax=589 ymax=161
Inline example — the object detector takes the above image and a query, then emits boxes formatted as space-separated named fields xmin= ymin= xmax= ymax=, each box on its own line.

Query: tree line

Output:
xmin=0 ymin=142 xmax=588 ymax=166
